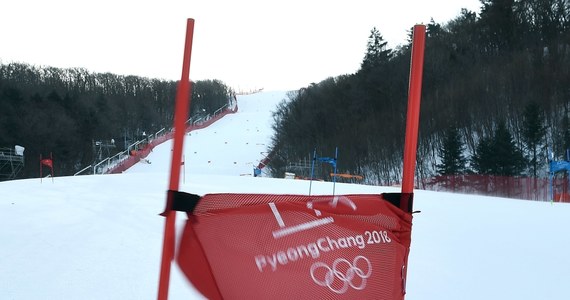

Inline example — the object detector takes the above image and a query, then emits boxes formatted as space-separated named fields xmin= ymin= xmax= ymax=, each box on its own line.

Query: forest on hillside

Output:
xmin=268 ymin=0 xmax=570 ymax=185
xmin=0 ymin=63 xmax=234 ymax=179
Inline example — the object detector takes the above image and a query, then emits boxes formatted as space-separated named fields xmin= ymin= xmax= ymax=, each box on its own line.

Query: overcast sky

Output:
xmin=1 ymin=0 xmax=482 ymax=91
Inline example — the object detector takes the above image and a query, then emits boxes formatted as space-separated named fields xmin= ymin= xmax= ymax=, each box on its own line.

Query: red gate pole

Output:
xmin=157 ymin=18 xmax=195 ymax=300
xmin=50 ymin=152 xmax=54 ymax=182
xmin=401 ymin=24 xmax=426 ymax=201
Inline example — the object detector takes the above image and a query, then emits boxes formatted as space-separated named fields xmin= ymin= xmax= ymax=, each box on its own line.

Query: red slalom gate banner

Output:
xmin=172 ymin=192 xmax=413 ymax=299
xmin=39 ymin=153 xmax=55 ymax=182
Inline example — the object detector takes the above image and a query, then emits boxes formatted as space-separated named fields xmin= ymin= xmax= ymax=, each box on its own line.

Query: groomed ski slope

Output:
xmin=126 ymin=91 xmax=287 ymax=177
xmin=1 ymin=91 xmax=569 ymax=300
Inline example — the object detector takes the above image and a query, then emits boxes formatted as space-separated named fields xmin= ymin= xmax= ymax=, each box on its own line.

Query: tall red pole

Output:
xmin=158 ymin=18 xmax=195 ymax=300
xmin=401 ymin=25 xmax=426 ymax=197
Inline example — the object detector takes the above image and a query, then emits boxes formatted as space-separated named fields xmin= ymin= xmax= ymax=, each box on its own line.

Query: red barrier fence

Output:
xmin=106 ymin=105 xmax=237 ymax=174
xmin=421 ymin=174 xmax=570 ymax=203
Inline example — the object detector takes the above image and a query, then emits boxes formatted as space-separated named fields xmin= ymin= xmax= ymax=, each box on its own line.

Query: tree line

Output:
xmin=0 ymin=62 xmax=234 ymax=179
xmin=268 ymin=0 xmax=570 ymax=184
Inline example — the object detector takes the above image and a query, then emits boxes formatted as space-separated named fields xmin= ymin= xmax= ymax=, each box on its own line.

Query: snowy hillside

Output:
xmin=1 ymin=91 xmax=569 ymax=300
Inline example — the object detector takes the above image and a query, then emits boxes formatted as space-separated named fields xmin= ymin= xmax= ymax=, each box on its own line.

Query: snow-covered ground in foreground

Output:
xmin=1 ymin=91 xmax=569 ymax=300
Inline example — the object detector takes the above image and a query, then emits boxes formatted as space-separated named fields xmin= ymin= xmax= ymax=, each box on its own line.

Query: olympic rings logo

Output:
xmin=310 ymin=255 xmax=372 ymax=294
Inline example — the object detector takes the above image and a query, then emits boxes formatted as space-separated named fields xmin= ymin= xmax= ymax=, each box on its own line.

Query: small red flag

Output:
xmin=41 ymin=159 xmax=53 ymax=169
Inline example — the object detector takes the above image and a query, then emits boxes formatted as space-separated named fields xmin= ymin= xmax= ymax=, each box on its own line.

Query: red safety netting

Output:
xmin=174 ymin=192 xmax=413 ymax=300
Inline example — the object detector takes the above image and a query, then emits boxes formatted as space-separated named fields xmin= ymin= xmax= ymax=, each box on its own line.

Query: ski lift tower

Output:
xmin=0 ymin=145 xmax=25 ymax=181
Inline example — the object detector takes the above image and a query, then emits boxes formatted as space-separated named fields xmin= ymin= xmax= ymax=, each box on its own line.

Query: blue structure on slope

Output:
xmin=549 ymin=151 xmax=570 ymax=201
xmin=309 ymin=147 xmax=338 ymax=196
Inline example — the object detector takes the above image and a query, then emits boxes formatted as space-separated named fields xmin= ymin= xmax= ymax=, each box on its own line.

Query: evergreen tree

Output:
xmin=478 ymin=0 xmax=517 ymax=53
xmin=471 ymin=136 xmax=494 ymax=175
xmin=553 ymin=114 xmax=570 ymax=160
xmin=521 ymin=101 xmax=546 ymax=177
xmin=360 ymin=27 xmax=392 ymax=72
xmin=436 ymin=126 xmax=467 ymax=175
xmin=493 ymin=121 xmax=525 ymax=176
xmin=472 ymin=121 xmax=525 ymax=176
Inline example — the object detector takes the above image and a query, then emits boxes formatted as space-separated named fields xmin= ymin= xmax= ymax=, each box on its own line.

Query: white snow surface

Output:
xmin=1 ymin=91 xmax=569 ymax=299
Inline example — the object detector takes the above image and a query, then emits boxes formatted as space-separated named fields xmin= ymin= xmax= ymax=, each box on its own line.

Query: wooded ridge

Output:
xmin=268 ymin=1 xmax=570 ymax=184
xmin=0 ymin=62 xmax=233 ymax=179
